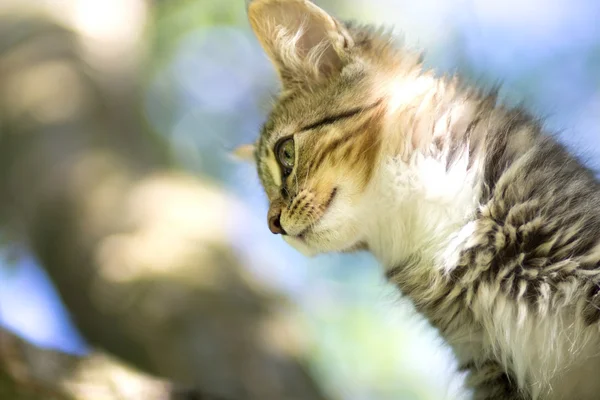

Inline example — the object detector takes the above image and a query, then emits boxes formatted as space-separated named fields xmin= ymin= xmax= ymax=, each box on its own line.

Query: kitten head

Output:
xmin=239 ymin=0 xmax=420 ymax=256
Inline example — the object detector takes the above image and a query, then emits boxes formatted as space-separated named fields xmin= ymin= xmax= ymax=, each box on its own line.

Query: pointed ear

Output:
xmin=230 ymin=144 xmax=257 ymax=163
xmin=248 ymin=0 xmax=353 ymax=90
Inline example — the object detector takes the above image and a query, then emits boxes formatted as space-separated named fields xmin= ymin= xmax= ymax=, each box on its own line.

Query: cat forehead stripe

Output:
xmin=298 ymin=101 xmax=382 ymax=132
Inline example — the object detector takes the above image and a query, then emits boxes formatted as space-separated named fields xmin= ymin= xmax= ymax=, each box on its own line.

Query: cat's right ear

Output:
xmin=231 ymin=143 xmax=257 ymax=163
xmin=247 ymin=0 xmax=353 ymax=90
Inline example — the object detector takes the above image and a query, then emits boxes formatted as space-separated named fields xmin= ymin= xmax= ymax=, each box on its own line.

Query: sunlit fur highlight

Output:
xmin=244 ymin=1 xmax=600 ymax=399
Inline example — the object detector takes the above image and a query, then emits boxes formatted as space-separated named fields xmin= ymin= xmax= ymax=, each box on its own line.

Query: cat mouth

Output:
xmin=296 ymin=187 xmax=337 ymax=239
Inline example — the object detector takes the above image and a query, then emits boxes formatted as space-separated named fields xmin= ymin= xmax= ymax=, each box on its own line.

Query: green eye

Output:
xmin=276 ymin=137 xmax=295 ymax=172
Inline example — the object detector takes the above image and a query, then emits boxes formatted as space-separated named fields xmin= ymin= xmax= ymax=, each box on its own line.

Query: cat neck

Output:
xmin=360 ymin=74 xmax=485 ymax=271
xmin=361 ymin=150 xmax=482 ymax=270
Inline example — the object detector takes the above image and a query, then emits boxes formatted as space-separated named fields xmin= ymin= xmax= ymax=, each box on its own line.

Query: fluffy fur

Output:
xmin=240 ymin=1 xmax=600 ymax=398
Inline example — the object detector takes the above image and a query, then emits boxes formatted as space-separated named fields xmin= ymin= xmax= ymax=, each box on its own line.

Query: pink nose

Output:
xmin=268 ymin=214 xmax=285 ymax=235
xmin=267 ymin=203 xmax=286 ymax=235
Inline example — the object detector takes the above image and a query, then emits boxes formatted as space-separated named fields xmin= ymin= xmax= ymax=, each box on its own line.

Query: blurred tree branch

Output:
xmin=0 ymin=327 xmax=175 ymax=400
xmin=0 ymin=1 xmax=328 ymax=399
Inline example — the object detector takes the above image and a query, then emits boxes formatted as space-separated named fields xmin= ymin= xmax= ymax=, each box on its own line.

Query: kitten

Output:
xmin=237 ymin=0 xmax=600 ymax=399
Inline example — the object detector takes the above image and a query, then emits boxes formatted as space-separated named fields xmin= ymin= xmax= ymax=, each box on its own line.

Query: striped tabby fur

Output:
xmin=239 ymin=1 xmax=600 ymax=398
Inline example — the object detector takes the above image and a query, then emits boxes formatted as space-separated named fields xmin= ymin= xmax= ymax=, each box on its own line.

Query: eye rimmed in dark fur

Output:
xmin=274 ymin=137 xmax=295 ymax=177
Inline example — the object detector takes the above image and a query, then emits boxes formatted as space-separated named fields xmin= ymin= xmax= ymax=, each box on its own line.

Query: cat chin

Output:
xmin=283 ymin=234 xmax=366 ymax=257
xmin=282 ymin=235 xmax=320 ymax=257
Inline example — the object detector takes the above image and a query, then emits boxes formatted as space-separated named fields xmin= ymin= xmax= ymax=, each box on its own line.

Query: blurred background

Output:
xmin=0 ymin=0 xmax=598 ymax=399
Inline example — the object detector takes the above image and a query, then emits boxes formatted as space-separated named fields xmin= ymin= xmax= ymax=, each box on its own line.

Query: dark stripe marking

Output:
xmin=299 ymin=100 xmax=382 ymax=133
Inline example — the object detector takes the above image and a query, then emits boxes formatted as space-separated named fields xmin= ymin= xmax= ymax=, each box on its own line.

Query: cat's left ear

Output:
xmin=231 ymin=143 xmax=257 ymax=163
xmin=247 ymin=0 xmax=353 ymax=89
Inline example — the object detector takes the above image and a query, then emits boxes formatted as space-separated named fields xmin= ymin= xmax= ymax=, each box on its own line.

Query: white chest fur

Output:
xmin=363 ymin=153 xmax=600 ymax=399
